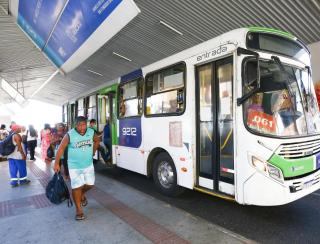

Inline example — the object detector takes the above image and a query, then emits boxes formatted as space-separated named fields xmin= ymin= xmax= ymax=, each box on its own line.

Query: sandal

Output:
xmin=75 ymin=213 xmax=85 ymax=221
xmin=81 ymin=196 xmax=88 ymax=207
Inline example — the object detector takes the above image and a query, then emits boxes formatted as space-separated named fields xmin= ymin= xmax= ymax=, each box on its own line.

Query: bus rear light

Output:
xmin=181 ymin=167 xmax=187 ymax=172
xmin=180 ymin=157 xmax=186 ymax=161
xmin=221 ymin=167 xmax=235 ymax=174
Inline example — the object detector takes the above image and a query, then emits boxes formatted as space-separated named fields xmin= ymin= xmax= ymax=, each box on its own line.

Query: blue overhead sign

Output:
xmin=18 ymin=0 xmax=66 ymax=49
xmin=16 ymin=0 xmax=140 ymax=73
xmin=44 ymin=0 xmax=122 ymax=67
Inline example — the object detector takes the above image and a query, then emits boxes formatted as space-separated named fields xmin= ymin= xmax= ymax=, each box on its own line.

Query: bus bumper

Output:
xmin=243 ymin=170 xmax=320 ymax=206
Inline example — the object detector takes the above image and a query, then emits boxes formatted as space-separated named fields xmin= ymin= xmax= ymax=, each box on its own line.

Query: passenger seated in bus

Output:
xmin=246 ymin=92 xmax=276 ymax=134
xmin=119 ymin=99 xmax=126 ymax=117
xmin=248 ymin=92 xmax=264 ymax=113
xmin=168 ymin=99 xmax=178 ymax=113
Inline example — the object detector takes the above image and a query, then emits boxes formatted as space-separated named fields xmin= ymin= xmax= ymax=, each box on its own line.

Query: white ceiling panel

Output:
xmin=0 ymin=0 xmax=319 ymax=105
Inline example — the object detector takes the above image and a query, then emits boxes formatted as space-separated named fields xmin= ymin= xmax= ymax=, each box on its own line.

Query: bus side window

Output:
xmin=145 ymin=63 xmax=186 ymax=116
xmin=118 ymin=78 xmax=143 ymax=118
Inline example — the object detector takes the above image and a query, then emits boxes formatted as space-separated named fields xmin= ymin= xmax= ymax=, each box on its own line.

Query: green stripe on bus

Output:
xmin=98 ymin=83 xmax=118 ymax=94
xmin=248 ymin=26 xmax=296 ymax=40
xmin=98 ymin=83 xmax=119 ymax=145
xmin=268 ymin=154 xmax=314 ymax=178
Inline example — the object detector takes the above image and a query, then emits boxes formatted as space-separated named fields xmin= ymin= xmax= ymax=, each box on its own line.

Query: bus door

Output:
xmin=116 ymin=73 xmax=144 ymax=174
xmin=98 ymin=92 xmax=116 ymax=163
xmin=196 ymin=56 xmax=235 ymax=196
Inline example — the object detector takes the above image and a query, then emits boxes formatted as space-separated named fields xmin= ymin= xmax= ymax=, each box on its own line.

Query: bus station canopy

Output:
xmin=0 ymin=0 xmax=319 ymax=105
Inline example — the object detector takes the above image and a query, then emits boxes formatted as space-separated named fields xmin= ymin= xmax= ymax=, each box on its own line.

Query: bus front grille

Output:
xmin=277 ymin=139 xmax=320 ymax=159
xmin=289 ymin=172 xmax=320 ymax=193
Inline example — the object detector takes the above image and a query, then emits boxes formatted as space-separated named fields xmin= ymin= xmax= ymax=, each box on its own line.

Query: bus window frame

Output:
xmin=144 ymin=61 xmax=187 ymax=118
xmin=86 ymin=94 xmax=98 ymax=121
xmin=76 ymin=97 xmax=86 ymax=117
xmin=117 ymin=77 xmax=144 ymax=120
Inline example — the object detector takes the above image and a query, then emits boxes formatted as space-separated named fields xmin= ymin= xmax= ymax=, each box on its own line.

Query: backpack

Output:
xmin=47 ymin=144 xmax=54 ymax=158
xmin=0 ymin=132 xmax=16 ymax=156
xmin=46 ymin=173 xmax=73 ymax=207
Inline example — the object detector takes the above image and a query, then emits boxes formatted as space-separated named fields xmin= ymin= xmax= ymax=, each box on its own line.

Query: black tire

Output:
xmin=152 ymin=152 xmax=184 ymax=197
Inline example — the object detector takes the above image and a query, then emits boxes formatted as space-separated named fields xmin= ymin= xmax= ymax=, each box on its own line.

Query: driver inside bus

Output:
xmin=271 ymin=89 xmax=299 ymax=135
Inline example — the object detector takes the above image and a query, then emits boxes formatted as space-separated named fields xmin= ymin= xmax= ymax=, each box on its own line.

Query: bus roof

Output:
xmin=248 ymin=26 xmax=296 ymax=40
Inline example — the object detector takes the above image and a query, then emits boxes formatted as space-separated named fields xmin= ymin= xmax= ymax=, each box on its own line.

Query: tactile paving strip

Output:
xmin=90 ymin=187 xmax=189 ymax=244
xmin=29 ymin=194 xmax=52 ymax=209
xmin=0 ymin=200 xmax=13 ymax=218
xmin=0 ymin=194 xmax=52 ymax=218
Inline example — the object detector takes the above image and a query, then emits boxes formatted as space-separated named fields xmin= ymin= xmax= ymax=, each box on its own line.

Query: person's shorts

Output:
xmin=69 ymin=164 xmax=95 ymax=189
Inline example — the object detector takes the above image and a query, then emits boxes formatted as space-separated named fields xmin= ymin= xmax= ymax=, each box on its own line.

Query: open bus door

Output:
xmin=196 ymin=56 xmax=235 ymax=196
xmin=98 ymin=90 xmax=117 ymax=165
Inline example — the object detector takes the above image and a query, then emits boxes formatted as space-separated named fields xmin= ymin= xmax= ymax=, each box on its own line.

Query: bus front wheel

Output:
xmin=152 ymin=152 xmax=183 ymax=196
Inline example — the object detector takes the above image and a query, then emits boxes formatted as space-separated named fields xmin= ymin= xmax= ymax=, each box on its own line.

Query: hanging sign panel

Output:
xmin=17 ymin=0 xmax=67 ymax=49
xmin=15 ymin=0 xmax=140 ymax=73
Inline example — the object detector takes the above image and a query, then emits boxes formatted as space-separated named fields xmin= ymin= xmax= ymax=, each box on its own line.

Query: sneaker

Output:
xmin=20 ymin=179 xmax=31 ymax=185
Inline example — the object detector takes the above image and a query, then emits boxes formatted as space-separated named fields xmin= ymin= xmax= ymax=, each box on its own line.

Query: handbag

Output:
xmin=47 ymin=145 xmax=54 ymax=158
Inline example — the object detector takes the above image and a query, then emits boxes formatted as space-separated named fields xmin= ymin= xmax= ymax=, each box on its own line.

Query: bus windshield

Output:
xmin=243 ymin=59 xmax=320 ymax=137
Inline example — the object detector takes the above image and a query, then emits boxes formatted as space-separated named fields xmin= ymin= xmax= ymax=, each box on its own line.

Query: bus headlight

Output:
xmin=251 ymin=156 xmax=267 ymax=172
xmin=251 ymin=156 xmax=284 ymax=183
xmin=267 ymin=164 xmax=284 ymax=183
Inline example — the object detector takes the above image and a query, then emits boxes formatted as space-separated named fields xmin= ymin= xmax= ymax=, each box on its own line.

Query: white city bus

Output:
xmin=64 ymin=27 xmax=320 ymax=206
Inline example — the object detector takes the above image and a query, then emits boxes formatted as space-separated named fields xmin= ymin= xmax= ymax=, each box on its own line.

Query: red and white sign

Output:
xmin=247 ymin=110 xmax=276 ymax=133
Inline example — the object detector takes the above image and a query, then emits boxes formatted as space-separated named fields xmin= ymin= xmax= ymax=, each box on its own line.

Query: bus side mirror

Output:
xmin=237 ymin=47 xmax=260 ymax=106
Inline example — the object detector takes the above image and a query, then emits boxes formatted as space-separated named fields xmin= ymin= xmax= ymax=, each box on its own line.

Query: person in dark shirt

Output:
xmin=103 ymin=120 xmax=111 ymax=161
xmin=89 ymin=119 xmax=110 ymax=164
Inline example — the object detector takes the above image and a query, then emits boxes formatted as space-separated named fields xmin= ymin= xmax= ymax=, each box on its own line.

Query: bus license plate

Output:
xmin=303 ymin=180 xmax=314 ymax=189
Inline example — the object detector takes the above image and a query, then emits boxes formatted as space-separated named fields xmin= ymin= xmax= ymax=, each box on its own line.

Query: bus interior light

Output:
xmin=251 ymin=156 xmax=267 ymax=172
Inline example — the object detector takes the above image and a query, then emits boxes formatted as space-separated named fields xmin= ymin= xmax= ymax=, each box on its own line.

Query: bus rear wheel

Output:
xmin=152 ymin=152 xmax=183 ymax=196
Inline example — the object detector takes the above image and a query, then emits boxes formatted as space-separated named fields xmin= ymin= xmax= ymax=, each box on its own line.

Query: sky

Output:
xmin=0 ymin=99 xmax=62 ymax=131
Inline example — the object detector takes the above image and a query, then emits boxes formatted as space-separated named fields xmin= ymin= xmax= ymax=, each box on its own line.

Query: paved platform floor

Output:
xmin=0 ymin=155 xmax=254 ymax=244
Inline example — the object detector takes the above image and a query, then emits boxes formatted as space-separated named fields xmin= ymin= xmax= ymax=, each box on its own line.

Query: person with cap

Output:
xmin=0 ymin=124 xmax=9 ymax=140
xmin=7 ymin=124 xmax=30 ymax=187
xmin=53 ymin=116 xmax=100 ymax=220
